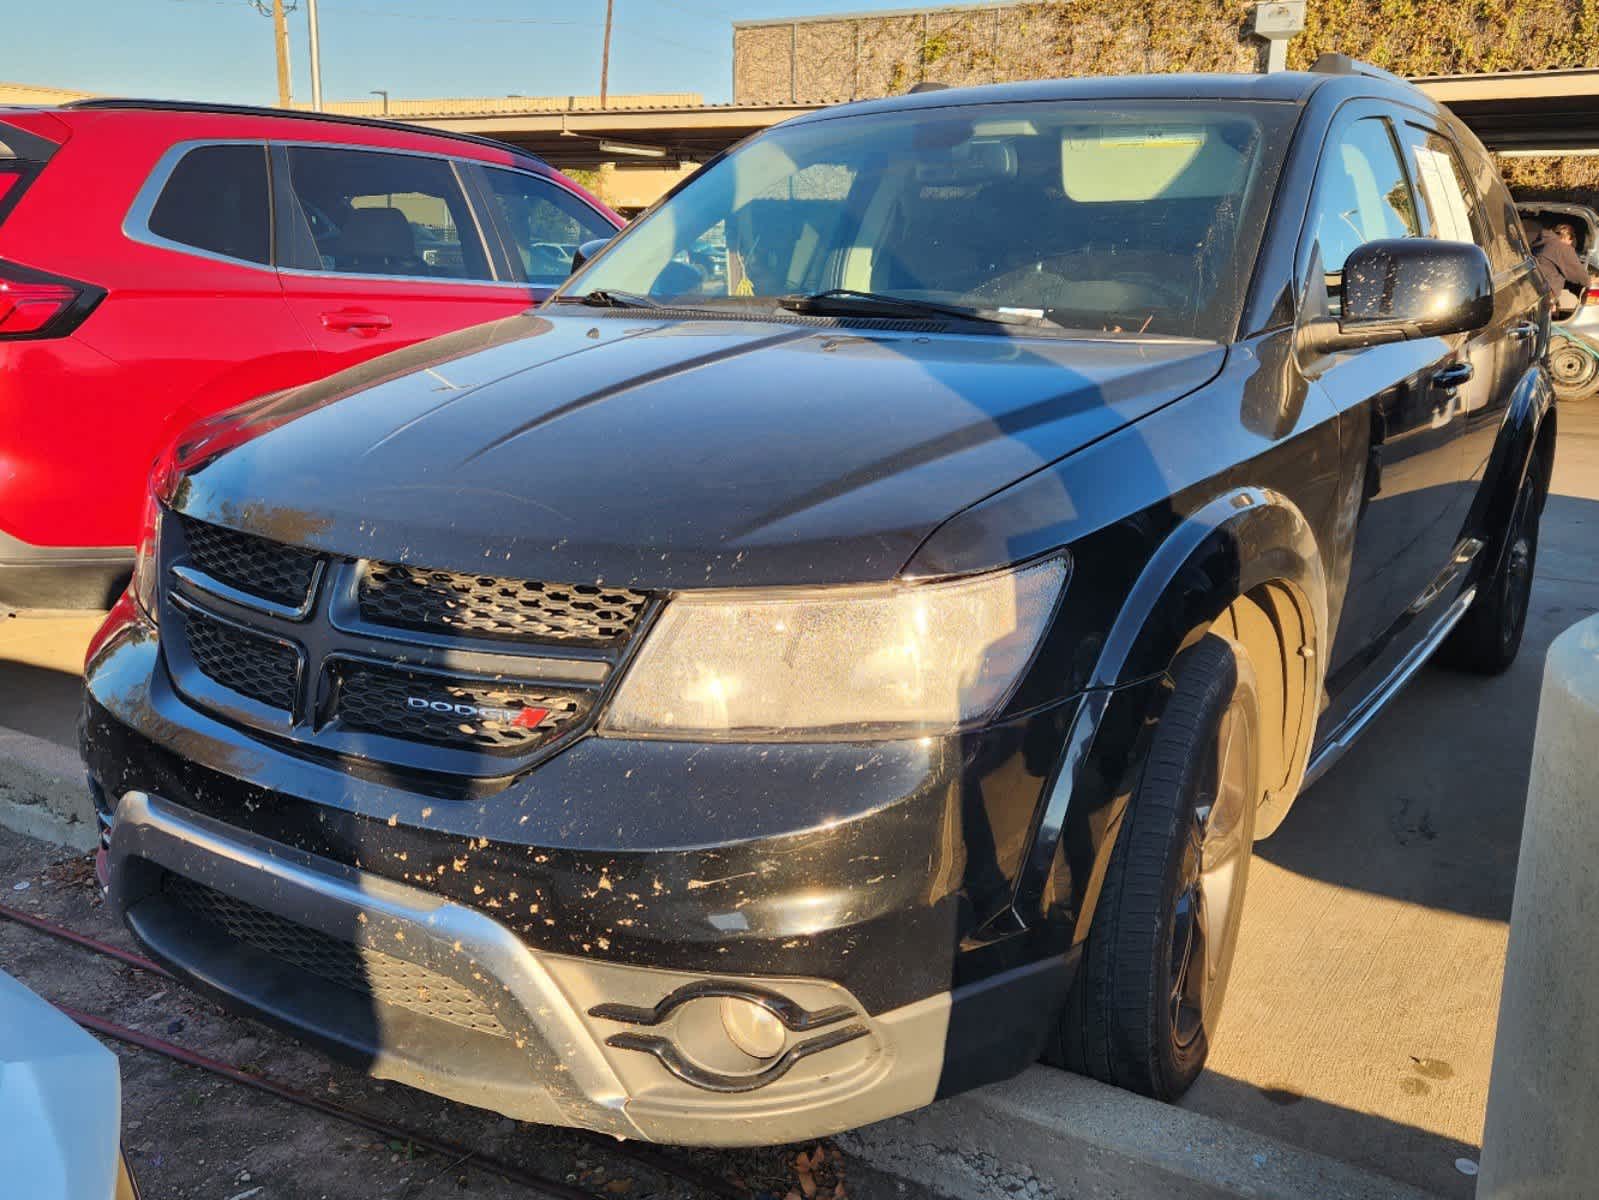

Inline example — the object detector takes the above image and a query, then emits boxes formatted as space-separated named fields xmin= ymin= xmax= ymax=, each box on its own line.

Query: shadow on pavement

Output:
xmin=1184 ymin=1070 xmax=1480 ymax=1198
xmin=0 ymin=658 xmax=85 ymax=747
xmin=1256 ymin=492 xmax=1599 ymax=923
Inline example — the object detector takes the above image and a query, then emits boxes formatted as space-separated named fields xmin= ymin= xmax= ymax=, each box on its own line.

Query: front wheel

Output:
xmin=1048 ymin=634 xmax=1259 ymax=1100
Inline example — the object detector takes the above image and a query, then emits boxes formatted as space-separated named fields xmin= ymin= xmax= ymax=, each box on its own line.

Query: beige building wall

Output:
xmin=0 ymin=81 xmax=94 ymax=106
xmin=594 ymin=162 xmax=699 ymax=216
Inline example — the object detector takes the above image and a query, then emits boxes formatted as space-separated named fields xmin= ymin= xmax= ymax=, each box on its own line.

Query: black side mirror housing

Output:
xmin=1299 ymin=239 xmax=1494 ymax=357
xmin=570 ymin=237 xmax=613 ymax=275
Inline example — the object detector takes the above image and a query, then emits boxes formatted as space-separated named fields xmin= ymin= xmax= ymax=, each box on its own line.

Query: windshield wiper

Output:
xmin=558 ymin=289 xmax=662 ymax=309
xmin=777 ymin=288 xmax=1045 ymax=327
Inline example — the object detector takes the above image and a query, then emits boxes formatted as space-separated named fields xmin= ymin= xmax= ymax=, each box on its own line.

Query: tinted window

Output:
xmin=282 ymin=147 xmax=489 ymax=280
xmin=481 ymin=168 xmax=615 ymax=285
xmin=1304 ymin=117 xmax=1418 ymax=279
xmin=1397 ymin=126 xmax=1484 ymax=246
xmin=147 ymin=144 xmax=271 ymax=264
xmin=1501 ymin=200 xmax=1532 ymax=262
xmin=567 ymin=101 xmax=1298 ymax=340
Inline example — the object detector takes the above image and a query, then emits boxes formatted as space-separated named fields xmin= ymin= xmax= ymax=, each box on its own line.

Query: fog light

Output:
xmin=720 ymin=997 xmax=786 ymax=1060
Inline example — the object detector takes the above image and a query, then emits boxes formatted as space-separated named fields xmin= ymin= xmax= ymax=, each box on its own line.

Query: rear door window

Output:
xmin=479 ymin=167 xmax=616 ymax=285
xmin=279 ymin=146 xmax=490 ymax=280
xmin=146 ymin=143 xmax=272 ymax=265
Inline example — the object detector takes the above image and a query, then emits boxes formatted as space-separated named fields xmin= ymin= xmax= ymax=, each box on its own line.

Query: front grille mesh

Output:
xmin=358 ymin=562 xmax=648 ymax=645
xmin=334 ymin=662 xmax=589 ymax=754
xmin=179 ymin=515 xmax=320 ymax=608
xmin=166 ymin=520 xmax=622 ymax=762
xmin=182 ymin=605 xmax=300 ymax=711
xmin=164 ymin=874 xmax=508 ymax=1038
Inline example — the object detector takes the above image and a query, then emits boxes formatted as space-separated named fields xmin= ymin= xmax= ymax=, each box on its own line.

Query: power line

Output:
xmin=162 ymin=0 xmax=602 ymax=26
xmin=641 ymin=0 xmax=737 ymax=20
xmin=325 ymin=3 xmax=602 ymax=25
xmin=156 ymin=0 xmax=720 ymax=63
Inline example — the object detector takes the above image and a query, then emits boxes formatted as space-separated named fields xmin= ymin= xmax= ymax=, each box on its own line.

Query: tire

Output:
xmin=1550 ymin=339 xmax=1599 ymax=402
xmin=1439 ymin=450 xmax=1544 ymax=675
xmin=1048 ymin=634 xmax=1259 ymax=1101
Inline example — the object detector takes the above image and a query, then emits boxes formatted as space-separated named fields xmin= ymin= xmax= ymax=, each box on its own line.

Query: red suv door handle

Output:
xmin=320 ymin=309 xmax=392 ymax=337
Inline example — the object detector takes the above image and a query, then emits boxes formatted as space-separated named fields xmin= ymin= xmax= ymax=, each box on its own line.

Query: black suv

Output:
xmin=83 ymin=58 xmax=1554 ymax=1145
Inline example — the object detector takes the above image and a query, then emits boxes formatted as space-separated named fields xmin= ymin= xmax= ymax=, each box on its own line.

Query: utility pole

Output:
xmin=599 ymin=0 xmax=614 ymax=108
xmin=306 ymin=0 xmax=324 ymax=111
xmin=249 ymin=0 xmax=295 ymax=106
xmin=271 ymin=0 xmax=292 ymax=107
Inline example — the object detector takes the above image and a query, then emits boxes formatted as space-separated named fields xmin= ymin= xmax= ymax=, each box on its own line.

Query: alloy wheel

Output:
xmin=1169 ymin=695 xmax=1252 ymax=1050
xmin=1501 ymin=472 xmax=1538 ymax=648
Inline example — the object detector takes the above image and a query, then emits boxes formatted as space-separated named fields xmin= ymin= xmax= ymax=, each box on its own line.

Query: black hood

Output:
xmin=174 ymin=312 xmax=1225 ymax=589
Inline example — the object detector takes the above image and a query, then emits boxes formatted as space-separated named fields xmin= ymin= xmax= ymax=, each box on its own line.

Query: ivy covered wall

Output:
xmin=731 ymin=1 xmax=1599 ymax=201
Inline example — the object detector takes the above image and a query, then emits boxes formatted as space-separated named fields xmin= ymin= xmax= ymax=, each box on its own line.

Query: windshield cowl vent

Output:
xmin=587 ymin=309 xmax=949 ymax=333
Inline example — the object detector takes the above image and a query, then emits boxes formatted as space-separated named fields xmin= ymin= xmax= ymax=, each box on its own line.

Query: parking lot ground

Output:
xmin=3 ymin=402 xmax=1597 ymax=1199
xmin=0 ymin=609 xmax=99 ymax=746
xmin=1181 ymin=399 xmax=1599 ymax=1198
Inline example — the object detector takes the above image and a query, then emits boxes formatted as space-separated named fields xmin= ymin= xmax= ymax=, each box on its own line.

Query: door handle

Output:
xmin=320 ymin=309 xmax=393 ymax=337
xmin=1432 ymin=362 xmax=1474 ymax=390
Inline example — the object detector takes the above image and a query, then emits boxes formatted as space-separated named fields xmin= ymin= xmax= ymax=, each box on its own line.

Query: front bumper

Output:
xmin=108 ymin=791 xmax=1065 ymax=1145
xmin=84 ymin=606 xmax=1086 ymax=1143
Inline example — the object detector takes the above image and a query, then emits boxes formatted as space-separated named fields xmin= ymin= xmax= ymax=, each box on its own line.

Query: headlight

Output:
xmin=602 ymin=556 xmax=1067 ymax=739
xmin=130 ymin=501 xmax=161 ymax=625
xmin=130 ymin=440 xmax=181 ymax=625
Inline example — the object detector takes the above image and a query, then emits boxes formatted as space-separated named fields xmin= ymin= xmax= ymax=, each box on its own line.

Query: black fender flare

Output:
xmin=1468 ymin=360 xmax=1556 ymax=586
xmin=1013 ymin=487 xmax=1329 ymax=935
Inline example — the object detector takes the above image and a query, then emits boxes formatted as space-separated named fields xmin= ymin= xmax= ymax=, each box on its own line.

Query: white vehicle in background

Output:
xmin=1517 ymin=200 xmax=1599 ymax=399
xmin=0 ymin=970 xmax=139 ymax=1199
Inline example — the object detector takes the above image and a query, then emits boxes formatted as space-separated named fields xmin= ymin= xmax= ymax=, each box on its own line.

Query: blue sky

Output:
xmin=9 ymin=0 xmax=1002 ymax=106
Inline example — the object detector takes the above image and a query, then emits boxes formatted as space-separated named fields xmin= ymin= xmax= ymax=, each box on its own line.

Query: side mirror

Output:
xmin=570 ymin=237 xmax=613 ymax=275
xmin=1299 ymin=239 xmax=1494 ymax=357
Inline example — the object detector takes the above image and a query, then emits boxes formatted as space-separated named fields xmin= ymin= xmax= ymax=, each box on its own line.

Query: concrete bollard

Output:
xmin=1478 ymin=614 xmax=1599 ymax=1198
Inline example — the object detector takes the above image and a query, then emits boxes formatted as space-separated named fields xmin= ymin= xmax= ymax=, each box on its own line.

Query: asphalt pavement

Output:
xmin=0 ymin=610 xmax=98 ymax=747
xmin=3 ymin=401 xmax=1597 ymax=1198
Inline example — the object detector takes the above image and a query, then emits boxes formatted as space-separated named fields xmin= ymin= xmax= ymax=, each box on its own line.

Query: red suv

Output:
xmin=0 ymin=99 xmax=622 ymax=610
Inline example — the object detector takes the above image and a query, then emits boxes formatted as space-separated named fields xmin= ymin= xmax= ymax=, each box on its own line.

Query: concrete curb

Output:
xmin=0 ymin=725 xmax=96 ymax=852
xmin=837 ymin=1066 xmax=1439 ymax=1200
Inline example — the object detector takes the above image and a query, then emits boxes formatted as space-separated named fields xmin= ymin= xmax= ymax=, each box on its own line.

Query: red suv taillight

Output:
xmin=0 ymin=261 xmax=103 ymax=340
xmin=0 ymin=276 xmax=78 ymax=333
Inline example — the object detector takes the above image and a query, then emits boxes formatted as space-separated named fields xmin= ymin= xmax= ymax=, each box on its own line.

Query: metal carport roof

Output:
xmin=403 ymin=69 xmax=1599 ymax=169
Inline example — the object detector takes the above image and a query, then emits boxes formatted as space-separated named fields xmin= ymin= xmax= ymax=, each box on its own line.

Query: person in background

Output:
xmin=1532 ymin=221 xmax=1588 ymax=315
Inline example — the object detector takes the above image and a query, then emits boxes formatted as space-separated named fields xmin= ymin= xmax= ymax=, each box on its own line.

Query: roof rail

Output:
xmin=1309 ymin=54 xmax=1408 ymax=85
xmin=62 ymin=98 xmax=547 ymax=166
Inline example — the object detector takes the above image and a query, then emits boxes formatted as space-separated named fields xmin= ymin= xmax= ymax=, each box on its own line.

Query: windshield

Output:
xmin=561 ymin=99 xmax=1296 ymax=339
